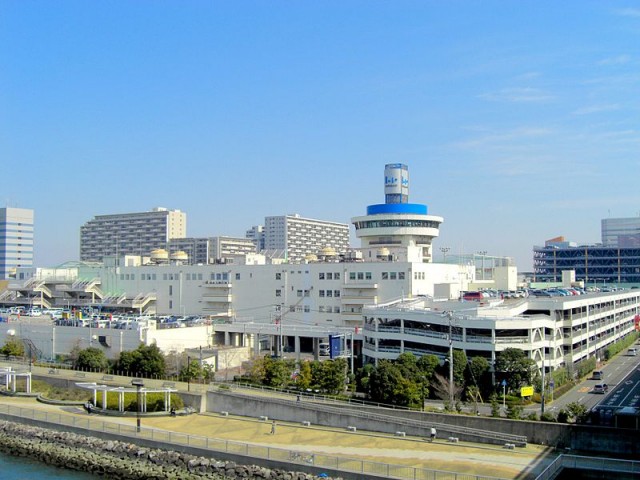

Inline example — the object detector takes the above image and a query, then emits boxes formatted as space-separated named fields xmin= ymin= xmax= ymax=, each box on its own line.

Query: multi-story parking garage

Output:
xmin=362 ymin=291 xmax=640 ymax=375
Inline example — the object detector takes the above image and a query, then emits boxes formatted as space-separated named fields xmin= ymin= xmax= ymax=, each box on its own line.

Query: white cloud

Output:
xmin=614 ymin=8 xmax=640 ymax=17
xmin=597 ymin=54 xmax=631 ymax=66
xmin=478 ymin=87 xmax=554 ymax=103
xmin=572 ymin=104 xmax=620 ymax=115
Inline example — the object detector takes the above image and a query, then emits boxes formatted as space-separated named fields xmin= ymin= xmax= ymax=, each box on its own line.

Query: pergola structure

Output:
xmin=0 ymin=367 xmax=32 ymax=393
xmin=75 ymin=382 xmax=176 ymax=413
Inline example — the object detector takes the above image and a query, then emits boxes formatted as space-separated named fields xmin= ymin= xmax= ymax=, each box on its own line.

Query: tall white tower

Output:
xmin=351 ymin=164 xmax=443 ymax=263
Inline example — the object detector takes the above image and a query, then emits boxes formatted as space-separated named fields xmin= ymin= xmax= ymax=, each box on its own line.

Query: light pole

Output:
xmin=444 ymin=311 xmax=454 ymax=407
xmin=477 ymin=251 xmax=487 ymax=280
xmin=440 ymin=247 xmax=450 ymax=264
xmin=131 ymin=379 xmax=144 ymax=432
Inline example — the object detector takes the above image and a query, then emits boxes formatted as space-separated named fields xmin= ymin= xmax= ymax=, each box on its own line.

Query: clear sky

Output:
xmin=2 ymin=1 xmax=639 ymax=271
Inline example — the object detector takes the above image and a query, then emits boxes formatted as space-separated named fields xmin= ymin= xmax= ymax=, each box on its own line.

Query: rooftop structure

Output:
xmin=351 ymin=164 xmax=443 ymax=263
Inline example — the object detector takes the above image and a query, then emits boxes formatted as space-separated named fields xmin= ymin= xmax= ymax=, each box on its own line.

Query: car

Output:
xmin=593 ymin=384 xmax=608 ymax=394
xmin=627 ymin=348 xmax=637 ymax=356
xmin=462 ymin=291 xmax=484 ymax=301
xmin=592 ymin=370 xmax=604 ymax=380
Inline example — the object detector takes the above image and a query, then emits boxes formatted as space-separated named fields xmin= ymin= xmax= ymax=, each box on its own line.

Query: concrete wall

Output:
xmin=206 ymin=390 xmax=639 ymax=456
xmin=0 ymin=322 xmax=214 ymax=360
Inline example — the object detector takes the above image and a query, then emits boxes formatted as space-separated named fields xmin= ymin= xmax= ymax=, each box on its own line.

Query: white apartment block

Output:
xmin=80 ymin=207 xmax=186 ymax=262
xmin=0 ymin=207 xmax=34 ymax=279
xmin=263 ymin=214 xmax=350 ymax=264
xmin=167 ymin=237 xmax=257 ymax=265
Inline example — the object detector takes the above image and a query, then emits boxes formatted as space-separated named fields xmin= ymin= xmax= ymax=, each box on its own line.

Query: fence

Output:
xmin=535 ymin=454 xmax=640 ymax=480
xmin=0 ymin=402 xmax=508 ymax=480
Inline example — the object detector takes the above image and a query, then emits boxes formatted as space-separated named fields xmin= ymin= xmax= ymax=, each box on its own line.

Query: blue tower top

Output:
xmin=367 ymin=164 xmax=428 ymax=215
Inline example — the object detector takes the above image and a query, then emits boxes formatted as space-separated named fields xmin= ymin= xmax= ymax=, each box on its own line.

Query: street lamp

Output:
xmin=131 ymin=379 xmax=144 ymax=432
xmin=440 ymin=247 xmax=450 ymax=264
xmin=477 ymin=251 xmax=487 ymax=280
xmin=444 ymin=311 xmax=454 ymax=407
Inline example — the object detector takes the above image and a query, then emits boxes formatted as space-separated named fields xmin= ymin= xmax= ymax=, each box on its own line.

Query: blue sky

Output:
xmin=2 ymin=1 xmax=640 ymax=271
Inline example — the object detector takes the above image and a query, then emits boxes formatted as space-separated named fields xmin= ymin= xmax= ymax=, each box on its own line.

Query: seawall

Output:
xmin=0 ymin=420 xmax=339 ymax=480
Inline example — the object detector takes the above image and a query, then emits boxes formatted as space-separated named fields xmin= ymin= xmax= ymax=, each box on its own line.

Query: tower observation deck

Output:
xmin=351 ymin=164 xmax=443 ymax=263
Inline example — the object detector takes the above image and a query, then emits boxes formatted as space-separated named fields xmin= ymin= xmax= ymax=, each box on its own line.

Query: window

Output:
xmin=334 ymin=290 xmax=340 ymax=297
xmin=335 ymin=272 xmax=340 ymax=280
xmin=152 ymin=274 xmax=156 ymax=280
xmin=365 ymin=272 xmax=372 ymax=280
xmin=304 ymin=306 xmax=310 ymax=313
xmin=327 ymin=272 xmax=333 ymax=280
xmin=399 ymin=272 xmax=405 ymax=280
xmin=235 ymin=273 xmax=241 ymax=280
xmin=319 ymin=290 xmax=325 ymax=297
xmin=276 ymin=289 xmax=282 ymax=297
xmin=357 ymin=272 xmax=364 ymax=280
xmin=210 ymin=273 xmax=215 ymax=280
xmin=334 ymin=306 xmax=340 ymax=313
xmin=382 ymin=272 xmax=389 ymax=280
xmin=390 ymin=272 xmax=397 ymax=280
xmin=326 ymin=290 xmax=333 ymax=297
xmin=169 ymin=285 xmax=173 ymax=296
xmin=319 ymin=306 xmax=325 ymax=312
xmin=198 ymin=274 xmax=203 ymax=280
xmin=304 ymin=289 xmax=310 ymax=297
xmin=297 ymin=290 xmax=303 ymax=297
xmin=350 ymin=272 xmax=356 ymax=280
xmin=276 ymin=273 xmax=282 ymax=280
xmin=319 ymin=273 xmax=325 ymax=280
xmin=169 ymin=300 xmax=173 ymax=309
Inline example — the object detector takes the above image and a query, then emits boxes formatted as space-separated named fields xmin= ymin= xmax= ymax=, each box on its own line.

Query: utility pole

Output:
xmin=445 ymin=311 xmax=454 ymax=407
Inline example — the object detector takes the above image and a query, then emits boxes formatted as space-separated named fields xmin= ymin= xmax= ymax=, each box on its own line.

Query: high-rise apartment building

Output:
xmin=80 ymin=207 xmax=186 ymax=262
xmin=0 ymin=207 xmax=34 ymax=279
xmin=263 ymin=214 xmax=350 ymax=263
xmin=602 ymin=217 xmax=640 ymax=247
xmin=167 ymin=236 xmax=257 ymax=265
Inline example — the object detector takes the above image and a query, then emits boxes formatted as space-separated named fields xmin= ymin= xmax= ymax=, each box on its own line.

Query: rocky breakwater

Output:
xmin=0 ymin=421 xmax=338 ymax=479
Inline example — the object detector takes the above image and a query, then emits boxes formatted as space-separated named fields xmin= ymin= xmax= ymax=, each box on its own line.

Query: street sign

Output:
xmin=520 ymin=385 xmax=534 ymax=397
xmin=501 ymin=379 xmax=507 ymax=386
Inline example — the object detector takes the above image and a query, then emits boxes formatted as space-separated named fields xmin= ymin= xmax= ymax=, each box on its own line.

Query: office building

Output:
xmin=80 ymin=208 xmax=186 ymax=262
xmin=602 ymin=217 xmax=640 ymax=247
xmin=0 ymin=207 xmax=34 ymax=279
xmin=534 ymin=235 xmax=640 ymax=285
xmin=263 ymin=214 xmax=349 ymax=264
xmin=245 ymin=225 xmax=265 ymax=252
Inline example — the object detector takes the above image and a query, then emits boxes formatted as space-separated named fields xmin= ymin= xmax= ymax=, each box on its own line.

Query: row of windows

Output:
xmin=319 ymin=306 xmax=341 ymax=313
xmin=319 ymin=290 xmax=341 ymax=297
xmin=318 ymin=272 xmax=341 ymax=280
xmin=349 ymin=272 xmax=372 ymax=280
xmin=414 ymin=272 xmax=426 ymax=280
xmin=382 ymin=272 xmax=406 ymax=280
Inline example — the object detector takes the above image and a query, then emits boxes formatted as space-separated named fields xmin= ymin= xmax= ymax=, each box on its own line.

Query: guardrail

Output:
xmin=535 ymin=454 xmax=640 ymax=480
xmin=0 ymin=402 xmax=507 ymax=480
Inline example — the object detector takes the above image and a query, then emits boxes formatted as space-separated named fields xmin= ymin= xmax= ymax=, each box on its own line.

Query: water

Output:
xmin=0 ymin=451 xmax=96 ymax=480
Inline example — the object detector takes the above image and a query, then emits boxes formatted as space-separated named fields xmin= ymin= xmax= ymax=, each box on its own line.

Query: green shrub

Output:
xmin=95 ymin=392 xmax=183 ymax=412
xmin=540 ymin=411 xmax=557 ymax=422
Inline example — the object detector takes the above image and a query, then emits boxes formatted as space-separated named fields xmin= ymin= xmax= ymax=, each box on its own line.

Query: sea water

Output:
xmin=0 ymin=451 xmax=96 ymax=479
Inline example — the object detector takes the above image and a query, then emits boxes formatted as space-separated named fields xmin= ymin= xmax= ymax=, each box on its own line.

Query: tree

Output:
xmin=416 ymin=354 xmax=439 ymax=381
xmin=495 ymin=348 xmax=537 ymax=393
xmin=368 ymin=360 xmax=403 ymax=405
xmin=296 ymin=360 xmax=313 ymax=391
xmin=0 ymin=338 xmax=25 ymax=358
xmin=115 ymin=343 xmax=166 ymax=378
xmin=466 ymin=356 xmax=491 ymax=398
xmin=316 ymin=358 xmax=348 ymax=395
xmin=76 ymin=347 xmax=109 ymax=371
xmin=179 ymin=358 xmax=202 ymax=382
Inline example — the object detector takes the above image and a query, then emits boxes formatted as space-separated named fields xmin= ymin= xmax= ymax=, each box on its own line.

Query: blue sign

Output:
xmin=329 ymin=334 xmax=342 ymax=359
xmin=501 ymin=380 xmax=507 ymax=386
